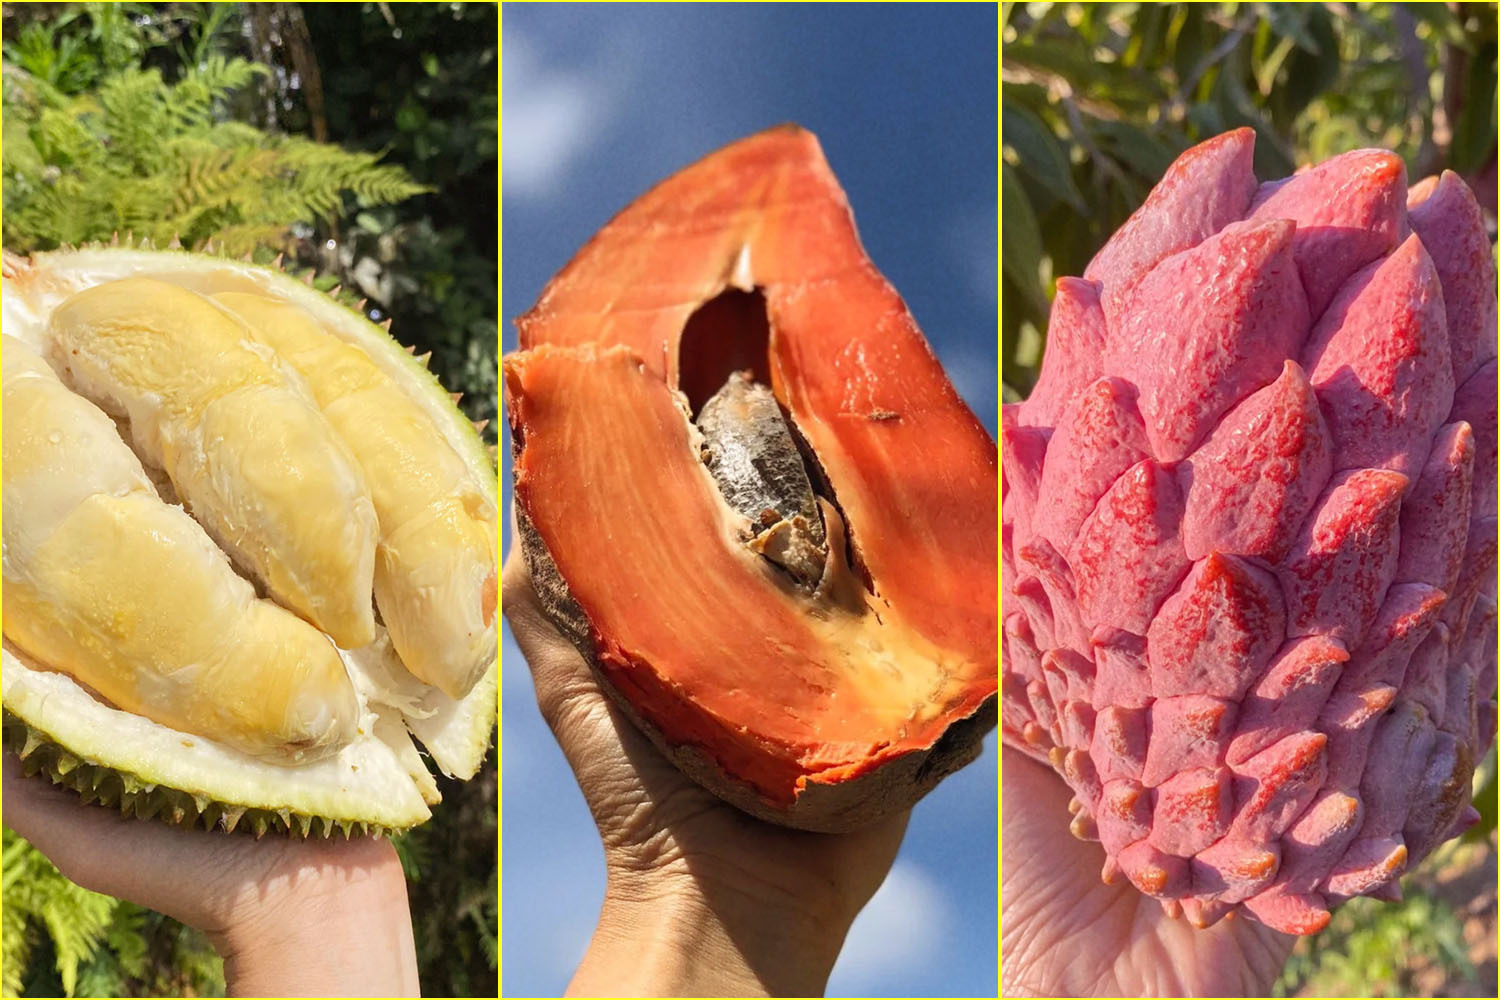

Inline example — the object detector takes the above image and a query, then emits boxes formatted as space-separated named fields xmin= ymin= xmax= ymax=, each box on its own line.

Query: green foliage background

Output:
xmin=1 ymin=3 xmax=497 ymax=996
xmin=1003 ymin=3 xmax=1498 ymax=996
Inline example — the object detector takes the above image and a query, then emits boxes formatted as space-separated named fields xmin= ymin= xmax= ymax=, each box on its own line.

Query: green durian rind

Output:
xmin=3 ymin=652 xmax=432 ymax=834
xmin=5 ymin=718 xmax=404 ymax=838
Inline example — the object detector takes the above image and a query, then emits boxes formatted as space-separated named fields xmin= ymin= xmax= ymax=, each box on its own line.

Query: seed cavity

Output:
xmin=697 ymin=370 xmax=828 ymax=588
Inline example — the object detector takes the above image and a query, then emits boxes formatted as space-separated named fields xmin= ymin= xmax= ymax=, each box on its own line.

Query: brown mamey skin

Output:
xmin=514 ymin=502 xmax=996 ymax=834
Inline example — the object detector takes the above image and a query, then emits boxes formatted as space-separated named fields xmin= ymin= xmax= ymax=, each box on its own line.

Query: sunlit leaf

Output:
xmin=1254 ymin=35 xmax=1297 ymax=96
xmin=1003 ymin=39 xmax=1165 ymax=107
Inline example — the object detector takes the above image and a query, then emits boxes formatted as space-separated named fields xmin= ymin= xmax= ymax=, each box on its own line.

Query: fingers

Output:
xmin=1001 ymin=746 xmax=1097 ymax=888
xmin=1000 ymin=746 xmax=1297 ymax=997
xmin=502 ymin=510 xmax=632 ymax=776
xmin=499 ymin=525 xmax=547 ymax=641
xmin=501 ymin=531 xmax=601 ymax=718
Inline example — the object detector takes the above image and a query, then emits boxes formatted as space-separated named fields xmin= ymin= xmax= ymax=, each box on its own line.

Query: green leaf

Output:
xmin=1276 ymin=11 xmax=1342 ymax=122
xmin=1264 ymin=3 xmax=1320 ymax=55
xmin=1003 ymin=39 xmax=1166 ymax=109
xmin=1001 ymin=161 xmax=1048 ymax=322
xmin=1253 ymin=35 xmax=1298 ymax=96
xmin=395 ymin=99 xmax=428 ymax=132
xmin=1003 ymin=95 xmax=1085 ymax=212
xmin=1468 ymin=743 xmax=1496 ymax=838
xmin=1450 ymin=39 xmax=1497 ymax=173
xmin=1015 ymin=317 xmax=1044 ymax=372
xmin=1087 ymin=118 xmax=1178 ymax=184
xmin=1407 ymin=2 xmax=1466 ymax=48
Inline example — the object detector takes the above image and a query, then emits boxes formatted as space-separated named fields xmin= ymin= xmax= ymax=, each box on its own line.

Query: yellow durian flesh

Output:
xmin=214 ymin=291 xmax=498 ymax=699
xmin=0 ymin=339 xmax=152 ymax=559
xmin=47 ymin=277 xmax=379 ymax=648
xmin=1 ymin=336 xmax=359 ymax=763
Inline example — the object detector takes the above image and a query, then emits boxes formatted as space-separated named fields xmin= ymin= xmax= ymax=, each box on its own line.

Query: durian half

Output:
xmin=1 ymin=244 xmax=498 ymax=837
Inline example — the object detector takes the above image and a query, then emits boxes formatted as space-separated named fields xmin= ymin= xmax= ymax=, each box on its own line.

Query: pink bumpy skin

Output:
xmin=1002 ymin=131 xmax=1497 ymax=936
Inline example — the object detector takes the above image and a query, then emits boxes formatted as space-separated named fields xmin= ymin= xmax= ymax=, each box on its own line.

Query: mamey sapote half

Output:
xmin=1003 ymin=129 xmax=1497 ymax=934
xmin=2 ymin=244 xmax=498 ymax=836
xmin=504 ymin=125 xmax=997 ymax=833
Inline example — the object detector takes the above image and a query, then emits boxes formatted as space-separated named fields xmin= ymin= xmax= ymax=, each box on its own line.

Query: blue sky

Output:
xmin=501 ymin=4 xmax=997 ymax=996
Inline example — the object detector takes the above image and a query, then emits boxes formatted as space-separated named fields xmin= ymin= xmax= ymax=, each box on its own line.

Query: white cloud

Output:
xmin=828 ymin=860 xmax=951 ymax=997
xmin=502 ymin=28 xmax=637 ymax=202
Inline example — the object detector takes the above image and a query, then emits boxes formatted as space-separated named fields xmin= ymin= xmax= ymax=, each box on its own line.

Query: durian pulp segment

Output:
xmin=1 ymin=336 xmax=360 ymax=763
xmin=340 ymin=630 xmax=499 ymax=779
xmin=46 ymin=277 xmax=379 ymax=649
xmin=214 ymin=292 xmax=499 ymax=699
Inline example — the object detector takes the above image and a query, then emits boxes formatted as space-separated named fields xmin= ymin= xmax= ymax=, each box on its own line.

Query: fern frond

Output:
xmin=4 ymin=55 xmax=424 ymax=255
xmin=2 ymin=832 xmax=121 ymax=998
xmin=474 ymin=898 xmax=499 ymax=969
xmin=168 ymin=54 xmax=265 ymax=130
xmin=39 ymin=886 xmax=116 ymax=998
xmin=96 ymin=66 xmax=172 ymax=171
xmin=2 ymin=887 xmax=36 ymax=998
xmin=34 ymin=105 xmax=103 ymax=167
xmin=102 ymin=903 xmax=148 ymax=979
xmin=208 ymin=222 xmax=295 ymax=258
xmin=2 ymin=113 xmax=46 ymax=177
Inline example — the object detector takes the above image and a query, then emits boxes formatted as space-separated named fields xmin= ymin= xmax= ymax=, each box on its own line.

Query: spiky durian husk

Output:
xmin=4 ymin=717 xmax=402 ymax=839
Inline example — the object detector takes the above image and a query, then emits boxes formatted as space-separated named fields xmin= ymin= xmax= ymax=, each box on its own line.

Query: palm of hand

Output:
xmin=1 ymin=750 xmax=401 ymax=947
xmin=1002 ymin=748 xmax=1295 ymax=998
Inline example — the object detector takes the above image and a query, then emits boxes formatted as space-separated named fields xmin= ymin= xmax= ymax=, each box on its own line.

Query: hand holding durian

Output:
xmin=3 ymin=751 xmax=421 ymax=996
